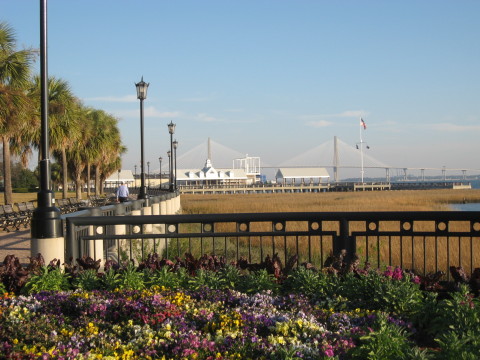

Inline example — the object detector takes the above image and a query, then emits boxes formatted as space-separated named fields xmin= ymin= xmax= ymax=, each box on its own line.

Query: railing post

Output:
xmin=65 ymin=218 xmax=76 ymax=263
xmin=335 ymin=217 xmax=355 ymax=262
xmin=88 ymin=208 xmax=104 ymax=262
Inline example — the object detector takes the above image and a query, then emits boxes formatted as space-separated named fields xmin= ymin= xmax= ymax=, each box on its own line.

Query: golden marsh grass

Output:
xmin=180 ymin=190 xmax=480 ymax=274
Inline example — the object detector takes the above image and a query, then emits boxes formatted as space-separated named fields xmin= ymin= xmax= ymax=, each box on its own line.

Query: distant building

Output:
xmin=275 ymin=168 xmax=330 ymax=185
xmin=233 ymin=155 xmax=262 ymax=183
xmin=177 ymin=159 xmax=249 ymax=186
xmin=104 ymin=170 xmax=135 ymax=189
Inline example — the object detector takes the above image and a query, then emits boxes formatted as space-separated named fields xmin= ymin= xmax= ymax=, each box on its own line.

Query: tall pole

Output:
xmin=147 ymin=161 xmax=150 ymax=189
xmin=135 ymin=77 xmax=149 ymax=204
xmin=167 ymin=150 xmax=171 ymax=191
xmin=139 ymin=96 xmax=147 ymax=200
xmin=173 ymin=140 xmax=178 ymax=191
xmin=359 ymin=118 xmax=364 ymax=183
xmin=31 ymin=0 xmax=62 ymax=239
xmin=158 ymin=157 xmax=162 ymax=189
xmin=168 ymin=121 xmax=176 ymax=192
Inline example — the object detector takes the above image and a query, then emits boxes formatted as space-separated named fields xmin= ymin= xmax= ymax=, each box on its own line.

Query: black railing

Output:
xmin=65 ymin=208 xmax=480 ymax=280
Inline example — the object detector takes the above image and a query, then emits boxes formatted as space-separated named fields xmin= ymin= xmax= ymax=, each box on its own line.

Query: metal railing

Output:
xmin=65 ymin=205 xmax=480 ymax=280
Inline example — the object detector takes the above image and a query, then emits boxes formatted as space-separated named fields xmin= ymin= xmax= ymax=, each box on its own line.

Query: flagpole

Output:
xmin=360 ymin=118 xmax=364 ymax=183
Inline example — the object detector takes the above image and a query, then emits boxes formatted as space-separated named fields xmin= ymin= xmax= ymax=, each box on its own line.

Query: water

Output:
xmin=450 ymin=203 xmax=480 ymax=211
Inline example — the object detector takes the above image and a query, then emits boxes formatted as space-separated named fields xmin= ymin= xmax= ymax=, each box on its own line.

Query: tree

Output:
xmin=29 ymin=75 xmax=81 ymax=199
xmin=0 ymin=21 xmax=37 ymax=204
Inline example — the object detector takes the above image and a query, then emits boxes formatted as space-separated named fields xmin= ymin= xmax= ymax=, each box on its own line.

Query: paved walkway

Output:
xmin=0 ymin=228 xmax=32 ymax=265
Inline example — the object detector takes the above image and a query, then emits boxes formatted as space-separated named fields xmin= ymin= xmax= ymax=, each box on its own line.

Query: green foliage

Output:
xmin=101 ymin=268 xmax=121 ymax=291
xmin=435 ymin=331 xmax=480 ymax=360
xmin=0 ymin=281 xmax=7 ymax=295
xmin=338 ymin=271 xmax=424 ymax=315
xmin=425 ymin=284 xmax=480 ymax=357
xmin=73 ymin=269 xmax=102 ymax=291
xmin=11 ymin=163 xmax=38 ymax=189
xmin=148 ymin=267 xmax=186 ymax=290
xmin=348 ymin=313 xmax=429 ymax=360
xmin=238 ymin=269 xmax=280 ymax=294
xmin=283 ymin=266 xmax=339 ymax=298
xmin=117 ymin=263 xmax=146 ymax=291
xmin=271 ymin=347 xmax=303 ymax=360
xmin=21 ymin=267 xmax=71 ymax=294
xmin=187 ymin=269 xmax=225 ymax=291
xmin=217 ymin=265 xmax=241 ymax=289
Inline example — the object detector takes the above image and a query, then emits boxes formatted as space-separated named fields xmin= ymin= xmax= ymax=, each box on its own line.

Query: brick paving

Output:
xmin=0 ymin=228 xmax=32 ymax=265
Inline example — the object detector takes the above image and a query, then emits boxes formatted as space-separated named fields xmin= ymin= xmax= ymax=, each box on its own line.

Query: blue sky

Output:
xmin=3 ymin=0 xmax=480 ymax=179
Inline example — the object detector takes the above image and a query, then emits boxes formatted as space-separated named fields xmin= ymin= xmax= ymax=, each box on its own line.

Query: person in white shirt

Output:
xmin=116 ymin=182 xmax=129 ymax=202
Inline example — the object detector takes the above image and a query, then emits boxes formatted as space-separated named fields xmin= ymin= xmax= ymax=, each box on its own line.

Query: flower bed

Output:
xmin=0 ymin=253 xmax=480 ymax=359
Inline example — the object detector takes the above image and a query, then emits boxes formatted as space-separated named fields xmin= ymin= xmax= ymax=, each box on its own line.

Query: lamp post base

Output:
xmin=31 ymin=190 xmax=63 ymax=239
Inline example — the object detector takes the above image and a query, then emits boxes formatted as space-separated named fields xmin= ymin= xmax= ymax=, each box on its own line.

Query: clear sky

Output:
xmin=3 ymin=0 xmax=480 ymax=179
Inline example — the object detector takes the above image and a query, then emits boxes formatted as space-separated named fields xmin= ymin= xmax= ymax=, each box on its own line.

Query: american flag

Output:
xmin=361 ymin=118 xmax=367 ymax=129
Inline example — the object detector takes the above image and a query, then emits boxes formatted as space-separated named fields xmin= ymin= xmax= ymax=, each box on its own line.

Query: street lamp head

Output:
xmin=159 ymin=157 xmax=162 ymax=162
xmin=168 ymin=121 xmax=176 ymax=134
xmin=167 ymin=150 xmax=171 ymax=158
xmin=173 ymin=139 xmax=178 ymax=149
xmin=135 ymin=76 xmax=149 ymax=100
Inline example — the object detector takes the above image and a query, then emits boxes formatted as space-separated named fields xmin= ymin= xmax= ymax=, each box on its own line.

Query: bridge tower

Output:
xmin=333 ymin=136 xmax=339 ymax=182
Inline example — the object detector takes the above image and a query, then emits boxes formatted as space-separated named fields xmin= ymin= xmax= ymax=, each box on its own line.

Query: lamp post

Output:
xmin=147 ymin=161 xmax=150 ymax=189
xmin=168 ymin=122 xmax=176 ymax=192
xmin=167 ymin=150 xmax=171 ymax=191
xmin=31 ymin=0 xmax=62 ymax=239
xmin=135 ymin=77 xmax=149 ymax=204
xmin=158 ymin=157 xmax=162 ymax=189
xmin=117 ymin=169 xmax=120 ymax=188
xmin=173 ymin=139 xmax=178 ymax=191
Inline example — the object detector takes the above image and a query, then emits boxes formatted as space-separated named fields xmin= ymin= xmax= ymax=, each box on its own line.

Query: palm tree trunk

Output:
xmin=75 ymin=177 xmax=82 ymax=199
xmin=86 ymin=163 xmax=91 ymax=197
xmin=2 ymin=137 xmax=13 ymax=205
xmin=62 ymin=148 xmax=68 ymax=199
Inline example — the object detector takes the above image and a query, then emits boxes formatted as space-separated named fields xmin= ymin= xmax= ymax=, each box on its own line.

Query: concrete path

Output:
xmin=0 ymin=228 xmax=32 ymax=265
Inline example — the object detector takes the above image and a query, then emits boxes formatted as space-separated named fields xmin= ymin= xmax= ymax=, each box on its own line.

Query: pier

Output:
xmin=178 ymin=181 xmax=471 ymax=195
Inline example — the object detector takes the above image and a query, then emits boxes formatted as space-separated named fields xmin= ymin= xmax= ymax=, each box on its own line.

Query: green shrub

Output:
xmin=21 ymin=267 xmax=71 ymax=294
xmin=238 ymin=269 xmax=280 ymax=294
xmin=12 ymin=188 xmax=29 ymax=193
xmin=348 ymin=313 xmax=430 ymax=360
xmin=73 ymin=269 xmax=102 ymax=291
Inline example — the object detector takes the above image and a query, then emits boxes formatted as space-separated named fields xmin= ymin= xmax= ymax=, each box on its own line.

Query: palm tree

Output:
xmin=29 ymin=75 xmax=81 ymax=198
xmin=0 ymin=22 xmax=37 ymax=204
xmin=86 ymin=109 xmax=125 ymax=195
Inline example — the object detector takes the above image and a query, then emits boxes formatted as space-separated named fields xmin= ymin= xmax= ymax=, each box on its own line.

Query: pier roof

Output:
xmin=275 ymin=168 xmax=330 ymax=179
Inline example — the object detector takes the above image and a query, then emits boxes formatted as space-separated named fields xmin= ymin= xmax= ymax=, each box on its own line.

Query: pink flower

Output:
xmin=392 ymin=267 xmax=403 ymax=280
xmin=324 ymin=348 xmax=335 ymax=357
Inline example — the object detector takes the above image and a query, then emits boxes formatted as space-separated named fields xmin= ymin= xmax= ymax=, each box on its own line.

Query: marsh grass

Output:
xmin=179 ymin=190 xmax=480 ymax=273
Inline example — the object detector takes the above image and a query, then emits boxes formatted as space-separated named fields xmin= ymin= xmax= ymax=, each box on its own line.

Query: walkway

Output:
xmin=0 ymin=228 xmax=31 ymax=265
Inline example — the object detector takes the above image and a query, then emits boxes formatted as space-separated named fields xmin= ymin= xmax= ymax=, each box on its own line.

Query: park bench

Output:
xmin=88 ymin=195 xmax=108 ymax=207
xmin=15 ymin=202 xmax=34 ymax=222
xmin=0 ymin=204 xmax=29 ymax=232
xmin=56 ymin=198 xmax=73 ymax=213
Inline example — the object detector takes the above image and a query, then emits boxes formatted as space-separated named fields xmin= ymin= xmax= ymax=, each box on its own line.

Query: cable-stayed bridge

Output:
xmin=162 ymin=137 xmax=480 ymax=182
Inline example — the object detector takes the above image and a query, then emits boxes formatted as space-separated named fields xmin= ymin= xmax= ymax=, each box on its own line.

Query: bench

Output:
xmin=0 ymin=204 xmax=29 ymax=231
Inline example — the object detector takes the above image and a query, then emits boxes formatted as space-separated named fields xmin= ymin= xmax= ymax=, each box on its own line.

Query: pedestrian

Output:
xmin=116 ymin=182 xmax=129 ymax=203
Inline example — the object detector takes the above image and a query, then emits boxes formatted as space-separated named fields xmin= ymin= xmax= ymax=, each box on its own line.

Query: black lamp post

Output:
xmin=167 ymin=150 xmax=171 ymax=191
xmin=117 ymin=169 xmax=120 ymax=188
xmin=135 ymin=77 xmax=149 ymax=204
xmin=168 ymin=121 xmax=176 ymax=192
xmin=158 ymin=157 xmax=162 ymax=189
xmin=31 ymin=0 xmax=62 ymax=239
xmin=173 ymin=139 xmax=178 ymax=191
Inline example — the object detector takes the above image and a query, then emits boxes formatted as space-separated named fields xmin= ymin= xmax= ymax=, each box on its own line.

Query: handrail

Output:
xmin=65 ymin=208 xmax=480 ymax=280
